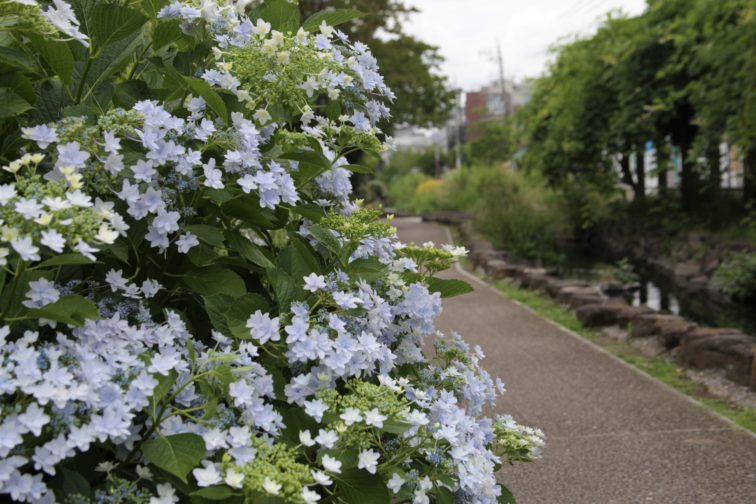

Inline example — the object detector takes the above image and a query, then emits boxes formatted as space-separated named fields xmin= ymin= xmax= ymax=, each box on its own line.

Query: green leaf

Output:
xmin=0 ymin=47 xmax=37 ymax=74
xmin=61 ymin=468 xmax=91 ymax=499
xmin=0 ymin=72 xmax=35 ymax=104
xmin=185 ymin=76 xmax=228 ymax=123
xmin=141 ymin=0 xmax=168 ymax=17
xmin=185 ymin=224 xmax=225 ymax=248
xmin=191 ymin=486 xmax=238 ymax=500
xmin=280 ymin=150 xmax=332 ymax=186
xmin=0 ymin=88 xmax=32 ymax=118
xmin=335 ymin=468 xmax=390 ymax=504
xmin=113 ymin=80 xmax=149 ymax=108
xmin=226 ymin=231 xmax=274 ymax=269
xmin=224 ymin=293 xmax=270 ymax=340
xmin=78 ymin=31 xmax=144 ymax=103
xmin=498 ymin=486 xmax=517 ymax=504
xmin=427 ymin=277 xmax=474 ymax=298
xmin=303 ymin=9 xmax=364 ymax=32
xmin=343 ymin=164 xmax=375 ymax=174
xmin=102 ymin=240 xmax=130 ymax=265
xmin=150 ymin=370 xmax=178 ymax=408
xmin=32 ymin=80 xmax=70 ymax=123
xmin=292 ymin=203 xmax=325 ymax=221
xmin=380 ymin=418 xmax=413 ymax=435
xmin=152 ymin=19 xmax=183 ymax=49
xmin=28 ymin=295 xmax=100 ymax=326
xmin=90 ymin=4 xmax=148 ymax=49
xmin=266 ymin=268 xmax=298 ymax=312
xmin=204 ymin=294 xmax=235 ymax=334
xmin=184 ymin=267 xmax=246 ymax=298
xmin=36 ymin=254 xmax=95 ymax=268
xmin=142 ymin=433 xmax=206 ymax=483
xmin=307 ymin=224 xmax=342 ymax=257
xmin=346 ymin=258 xmax=387 ymax=283
xmin=222 ymin=197 xmax=279 ymax=229
xmin=188 ymin=244 xmax=218 ymax=267
xmin=257 ymin=0 xmax=300 ymax=33
xmin=277 ymin=237 xmax=320 ymax=282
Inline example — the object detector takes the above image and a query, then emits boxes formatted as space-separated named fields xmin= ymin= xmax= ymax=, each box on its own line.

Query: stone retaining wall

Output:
xmin=424 ymin=212 xmax=756 ymax=392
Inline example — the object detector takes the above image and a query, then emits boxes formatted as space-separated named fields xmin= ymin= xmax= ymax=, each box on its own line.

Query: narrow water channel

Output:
xmin=555 ymin=256 xmax=756 ymax=337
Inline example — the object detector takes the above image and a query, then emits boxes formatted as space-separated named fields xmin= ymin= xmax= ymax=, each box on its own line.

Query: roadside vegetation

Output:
xmin=372 ymin=0 xmax=756 ymax=303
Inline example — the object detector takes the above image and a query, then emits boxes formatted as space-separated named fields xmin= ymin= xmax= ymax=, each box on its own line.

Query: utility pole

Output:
xmin=495 ymin=41 xmax=511 ymax=117
xmin=455 ymin=87 xmax=463 ymax=170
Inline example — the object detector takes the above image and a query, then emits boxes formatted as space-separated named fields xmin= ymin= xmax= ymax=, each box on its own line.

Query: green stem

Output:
xmin=75 ymin=55 xmax=94 ymax=103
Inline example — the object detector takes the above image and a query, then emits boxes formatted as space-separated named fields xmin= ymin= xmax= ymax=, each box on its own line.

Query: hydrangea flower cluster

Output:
xmin=0 ymin=1 xmax=542 ymax=503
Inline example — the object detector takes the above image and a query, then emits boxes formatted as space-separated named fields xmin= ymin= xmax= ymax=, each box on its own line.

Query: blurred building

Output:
xmin=391 ymin=125 xmax=446 ymax=152
xmin=464 ymin=80 xmax=531 ymax=141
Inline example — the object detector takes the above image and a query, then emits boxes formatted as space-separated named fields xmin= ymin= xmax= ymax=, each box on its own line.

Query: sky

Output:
xmin=404 ymin=0 xmax=647 ymax=90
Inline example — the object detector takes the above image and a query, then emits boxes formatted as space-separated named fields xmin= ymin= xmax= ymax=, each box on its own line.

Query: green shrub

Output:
xmin=716 ymin=252 xmax=756 ymax=301
xmin=385 ymin=171 xmax=430 ymax=211
xmin=472 ymin=168 xmax=570 ymax=264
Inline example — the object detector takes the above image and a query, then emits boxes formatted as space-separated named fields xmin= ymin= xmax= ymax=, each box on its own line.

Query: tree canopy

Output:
xmin=517 ymin=0 xmax=756 ymax=208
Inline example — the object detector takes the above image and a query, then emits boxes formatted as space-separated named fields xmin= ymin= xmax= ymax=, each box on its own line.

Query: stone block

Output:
xmin=616 ymin=305 xmax=655 ymax=328
xmin=566 ymin=294 xmax=605 ymax=310
xmin=629 ymin=313 xmax=688 ymax=339
xmin=576 ymin=300 xmax=632 ymax=327
xmin=678 ymin=332 xmax=756 ymax=386
xmin=545 ymin=280 xmax=589 ymax=298
xmin=519 ymin=273 xmax=550 ymax=290
xmin=556 ymin=285 xmax=602 ymax=306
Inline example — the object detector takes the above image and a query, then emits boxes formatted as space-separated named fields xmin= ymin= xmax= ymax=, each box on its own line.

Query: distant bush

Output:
xmin=716 ymin=253 xmax=756 ymax=301
xmin=470 ymin=168 xmax=571 ymax=264
xmin=384 ymin=164 xmax=571 ymax=263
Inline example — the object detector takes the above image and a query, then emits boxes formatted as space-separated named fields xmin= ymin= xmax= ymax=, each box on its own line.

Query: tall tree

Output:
xmin=299 ymin=0 xmax=456 ymax=128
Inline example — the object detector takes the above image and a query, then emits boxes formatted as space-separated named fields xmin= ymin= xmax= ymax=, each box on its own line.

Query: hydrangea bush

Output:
xmin=0 ymin=0 xmax=543 ymax=502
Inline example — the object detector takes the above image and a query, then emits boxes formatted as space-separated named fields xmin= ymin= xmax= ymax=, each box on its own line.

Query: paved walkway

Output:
xmin=395 ymin=217 xmax=756 ymax=504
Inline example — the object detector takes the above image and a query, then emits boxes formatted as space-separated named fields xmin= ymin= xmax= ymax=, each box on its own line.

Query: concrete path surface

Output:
xmin=394 ymin=217 xmax=756 ymax=504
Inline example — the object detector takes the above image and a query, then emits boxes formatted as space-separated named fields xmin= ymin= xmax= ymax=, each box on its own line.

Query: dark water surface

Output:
xmin=554 ymin=254 xmax=756 ymax=336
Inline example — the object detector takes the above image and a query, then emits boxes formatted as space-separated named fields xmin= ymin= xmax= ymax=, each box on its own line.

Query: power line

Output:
xmin=557 ymin=0 xmax=594 ymax=19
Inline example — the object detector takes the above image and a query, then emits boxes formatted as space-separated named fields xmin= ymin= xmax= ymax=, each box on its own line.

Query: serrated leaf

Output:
xmin=0 ymin=47 xmax=37 ymax=74
xmin=142 ymin=433 xmax=205 ymax=483
xmin=335 ymin=468 xmax=389 ymax=504
xmin=0 ymin=88 xmax=32 ymax=118
xmin=204 ymin=294 xmax=235 ymax=334
xmin=266 ymin=268 xmax=299 ymax=312
xmin=257 ymin=0 xmax=300 ymax=33
xmin=381 ymin=418 xmax=413 ymax=435
xmin=28 ymin=295 xmax=100 ymax=326
xmin=346 ymin=258 xmax=387 ymax=283
xmin=343 ymin=164 xmax=374 ymax=174
xmin=150 ymin=370 xmax=178 ymax=408
xmin=191 ymin=485 xmax=238 ymax=500
xmin=184 ymin=266 xmax=246 ymax=298
xmin=427 ymin=277 xmax=474 ymax=298
xmin=307 ymin=224 xmax=341 ymax=257
xmin=153 ymin=20 xmax=182 ymax=49
xmin=498 ymin=486 xmax=517 ymax=504
xmin=57 ymin=468 xmax=91 ymax=499
xmin=90 ymin=4 xmax=147 ymax=49
xmin=185 ymin=224 xmax=225 ymax=248
xmin=185 ymin=76 xmax=228 ymax=123
xmin=224 ymin=293 xmax=270 ymax=340
xmin=36 ymin=254 xmax=95 ymax=268
xmin=188 ymin=244 xmax=218 ymax=267
xmin=277 ymin=237 xmax=320 ymax=282
xmin=226 ymin=231 xmax=274 ymax=269
xmin=303 ymin=9 xmax=363 ymax=32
